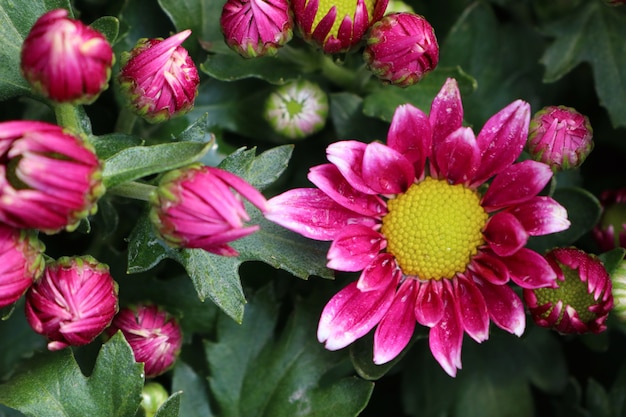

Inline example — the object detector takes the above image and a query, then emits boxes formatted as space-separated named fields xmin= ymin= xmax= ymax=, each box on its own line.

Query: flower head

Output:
xmin=0 ymin=121 xmax=104 ymax=233
xmin=150 ymin=164 xmax=269 ymax=256
xmin=523 ymin=248 xmax=613 ymax=334
xmin=106 ymin=304 xmax=182 ymax=378
xmin=526 ymin=105 xmax=593 ymax=171
xmin=0 ymin=224 xmax=45 ymax=308
xmin=20 ymin=9 xmax=114 ymax=104
xmin=266 ymin=78 xmax=570 ymax=376
xmin=25 ymin=256 xmax=118 ymax=351
xmin=264 ymin=79 xmax=329 ymax=139
xmin=221 ymin=0 xmax=293 ymax=58
xmin=593 ymin=188 xmax=626 ymax=251
xmin=293 ymin=0 xmax=388 ymax=53
xmin=118 ymin=30 xmax=200 ymax=123
xmin=363 ymin=12 xmax=439 ymax=87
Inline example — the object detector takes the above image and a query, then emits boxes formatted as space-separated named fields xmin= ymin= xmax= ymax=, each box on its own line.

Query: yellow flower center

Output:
xmin=312 ymin=0 xmax=376 ymax=40
xmin=381 ymin=177 xmax=488 ymax=280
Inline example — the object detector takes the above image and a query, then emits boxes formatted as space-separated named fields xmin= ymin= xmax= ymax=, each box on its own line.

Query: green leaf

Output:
xmin=0 ymin=333 xmax=144 ymax=417
xmin=540 ymin=2 xmax=626 ymax=128
xmin=201 ymin=52 xmax=301 ymax=85
xmin=329 ymin=93 xmax=389 ymax=141
xmin=586 ymin=379 xmax=611 ymax=417
xmin=171 ymin=362 xmax=214 ymax=417
xmin=598 ymin=247 xmax=626 ymax=277
xmin=89 ymin=16 xmax=119 ymax=45
xmin=218 ymin=145 xmax=293 ymax=191
xmin=205 ymin=287 xmax=374 ymax=417
xmin=154 ymin=392 xmax=182 ymax=417
xmin=90 ymin=133 xmax=144 ymax=160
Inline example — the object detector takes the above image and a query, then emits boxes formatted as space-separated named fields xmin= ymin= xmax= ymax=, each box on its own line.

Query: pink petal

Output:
xmin=483 ymin=211 xmax=529 ymax=257
xmin=318 ymin=280 xmax=397 ymax=351
xmin=327 ymin=225 xmax=386 ymax=272
xmin=326 ymin=141 xmax=376 ymax=195
xmin=433 ymin=127 xmax=480 ymax=185
xmin=428 ymin=281 xmax=463 ymax=377
xmin=469 ymin=250 xmax=510 ymax=285
xmin=414 ymin=279 xmax=445 ymax=326
xmin=373 ymin=280 xmax=418 ymax=364
xmin=357 ymin=253 xmax=397 ymax=291
xmin=429 ymin=78 xmax=463 ymax=147
xmin=454 ymin=275 xmax=489 ymax=343
xmin=471 ymin=100 xmax=531 ymax=186
xmin=265 ymin=188 xmax=377 ymax=240
xmin=472 ymin=276 xmax=525 ymax=336
xmin=506 ymin=196 xmax=570 ymax=236
xmin=362 ymin=142 xmax=415 ymax=194
xmin=481 ymin=160 xmax=553 ymax=210
xmin=210 ymin=168 xmax=269 ymax=212
xmin=387 ymin=104 xmax=432 ymax=177
xmin=501 ymin=248 xmax=557 ymax=289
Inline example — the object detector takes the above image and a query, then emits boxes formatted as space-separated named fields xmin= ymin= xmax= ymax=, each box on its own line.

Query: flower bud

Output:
xmin=118 ymin=30 xmax=200 ymax=123
xmin=140 ymin=382 xmax=170 ymax=417
xmin=523 ymin=248 xmax=613 ymax=334
xmin=106 ymin=304 xmax=182 ymax=378
xmin=293 ymin=0 xmax=388 ymax=54
xmin=25 ymin=256 xmax=118 ymax=350
xmin=593 ymin=188 xmax=626 ymax=251
xmin=0 ymin=121 xmax=104 ymax=233
xmin=150 ymin=164 xmax=268 ymax=256
xmin=221 ymin=0 xmax=293 ymax=58
xmin=363 ymin=13 xmax=439 ymax=87
xmin=0 ymin=225 xmax=45 ymax=309
xmin=526 ymin=105 xmax=593 ymax=171
xmin=610 ymin=260 xmax=626 ymax=321
xmin=264 ymin=79 xmax=329 ymax=139
xmin=20 ymin=9 xmax=114 ymax=104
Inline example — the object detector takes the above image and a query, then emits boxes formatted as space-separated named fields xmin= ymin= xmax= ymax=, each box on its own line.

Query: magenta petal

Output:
xmin=434 ymin=127 xmax=480 ymax=184
xmin=454 ymin=275 xmax=489 ymax=343
xmin=483 ymin=211 xmax=529 ymax=257
xmin=428 ymin=281 xmax=463 ymax=377
xmin=473 ymin=276 xmax=525 ymax=336
xmin=357 ymin=253 xmax=397 ymax=291
xmin=502 ymin=248 xmax=557 ymax=289
xmin=318 ymin=280 xmax=397 ymax=351
xmin=429 ymin=78 xmax=463 ymax=147
xmin=265 ymin=188 xmax=377 ymax=240
xmin=373 ymin=280 xmax=417 ymax=364
xmin=471 ymin=100 xmax=531 ymax=186
xmin=326 ymin=141 xmax=376 ymax=195
xmin=387 ymin=104 xmax=432 ymax=177
xmin=328 ymin=225 xmax=386 ymax=272
xmin=362 ymin=142 xmax=415 ymax=194
xmin=469 ymin=251 xmax=510 ymax=285
xmin=414 ymin=280 xmax=444 ymax=326
xmin=482 ymin=160 xmax=553 ymax=210
xmin=507 ymin=196 xmax=570 ymax=236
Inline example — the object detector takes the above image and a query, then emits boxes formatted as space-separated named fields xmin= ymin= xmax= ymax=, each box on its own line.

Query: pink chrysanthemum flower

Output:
xmin=593 ymin=187 xmax=626 ymax=251
xmin=523 ymin=248 xmax=613 ymax=334
xmin=266 ymin=78 xmax=571 ymax=376
xmin=25 ymin=256 xmax=119 ymax=351
xmin=118 ymin=30 xmax=200 ymax=123
xmin=221 ymin=0 xmax=293 ymax=58
xmin=0 ymin=224 xmax=45 ymax=309
xmin=20 ymin=9 xmax=114 ymax=104
xmin=0 ymin=120 xmax=104 ymax=233
xmin=293 ymin=0 xmax=388 ymax=54
xmin=106 ymin=304 xmax=182 ymax=378
xmin=150 ymin=164 xmax=269 ymax=257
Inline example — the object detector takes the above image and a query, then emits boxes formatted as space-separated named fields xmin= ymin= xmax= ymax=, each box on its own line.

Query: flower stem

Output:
xmin=115 ymin=109 xmax=138 ymax=135
xmin=108 ymin=181 xmax=156 ymax=202
xmin=53 ymin=102 xmax=92 ymax=137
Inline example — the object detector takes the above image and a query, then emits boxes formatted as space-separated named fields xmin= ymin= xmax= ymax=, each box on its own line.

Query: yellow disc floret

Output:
xmin=311 ymin=0 xmax=376 ymax=41
xmin=381 ymin=177 xmax=488 ymax=280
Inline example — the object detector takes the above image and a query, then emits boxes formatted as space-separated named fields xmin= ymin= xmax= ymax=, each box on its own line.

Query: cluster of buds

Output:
xmin=593 ymin=188 xmax=626 ymax=251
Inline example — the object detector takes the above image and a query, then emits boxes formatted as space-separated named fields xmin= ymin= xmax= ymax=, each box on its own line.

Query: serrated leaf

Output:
xmin=172 ymin=362 xmax=214 ymax=417
xmin=154 ymin=392 xmax=182 ymax=417
xmin=90 ymin=133 xmax=143 ymax=160
xmin=218 ymin=145 xmax=293 ymax=191
xmin=0 ymin=333 xmax=144 ymax=417
xmin=540 ymin=2 xmax=626 ymax=128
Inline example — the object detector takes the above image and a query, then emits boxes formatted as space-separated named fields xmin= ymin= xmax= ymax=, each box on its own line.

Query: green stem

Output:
xmin=108 ymin=181 xmax=156 ymax=202
xmin=115 ymin=109 xmax=138 ymax=135
xmin=53 ymin=102 xmax=91 ymax=137
xmin=319 ymin=55 xmax=374 ymax=93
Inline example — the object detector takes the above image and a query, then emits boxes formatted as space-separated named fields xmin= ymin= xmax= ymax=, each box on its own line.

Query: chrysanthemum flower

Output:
xmin=523 ymin=248 xmax=613 ymax=334
xmin=221 ymin=0 xmax=293 ymax=58
xmin=293 ymin=0 xmax=388 ymax=54
xmin=25 ymin=256 xmax=119 ymax=351
xmin=266 ymin=78 xmax=570 ymax=376
xmin=150 ymin=164 xmax=269 ymax=256
xmin=593 ymin=187 xmax=626 ymax=251
xmin=20 ymin=9 xmax=114 ymax=104
xmin=118 ymin=30 xmax=200 ymax=123
xmin=0 ymin=120 xmax=104 ymax=233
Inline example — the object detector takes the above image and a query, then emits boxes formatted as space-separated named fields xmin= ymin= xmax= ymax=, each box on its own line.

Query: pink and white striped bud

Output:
xmin=25 ymin=256 xmax=119 ymax=351
xmin=20 ymin=9 xmax=114 ymax=104
xmin=221 ymin=0 xmax=293 ymax=58
xmin=149 ymin=164 xmax=269 ymax=256
xmin=293 ymin=0 xmax=388 ymax=54
xmin=610 ymin=260 xmax=626 ymax=322
xmin=106 ymin=305 xmax=182 ymax=378
xmin=0 ymin=121 xmax=104 ymax=233
xmin=0 ymin=225 xmax=45 ymax=309
xmin=593 ymin=188 xmax=626 ymax=251
xmin=363 ymin=13 xmax=439 ymax=87
xmin=527 ymin=105 xmax=593 ymax=171
xmin=118 ymin=30 xmax=200 ymax=123
xmin=523 ymin=248 xmax=613 ymax=334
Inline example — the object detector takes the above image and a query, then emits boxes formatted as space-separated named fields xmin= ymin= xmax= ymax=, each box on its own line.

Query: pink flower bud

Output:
xmin=150 ymin=164 xmax=268 ymax=256
xmin=293 ymin=0 xmax=388 ymax=54
xmin=593 ymin=188 xmax=626 ymax=251
xmin=221 ymin=0 xmax=293 ymax=58
xmin=523 ymin=248 xmax=613 ymax=334
xmin=0 ymin=121 xmax=104 ymax=233
xmin=118 ymin=30 xmax=200 ymax=123
xmin=0 ymin=225 xmax=45 ymax=308
xmin=363 ymin=12 xmax=439 ymax=87
xmin=526 ymin=105 xmax=593 ymax=171
xmin=25 ymin=256 xmax=119 ymax=351
xmin=106 ymin=305 xmax=182 ymax=378
xmin=20 ymin=9 xmax=114 ymax=104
